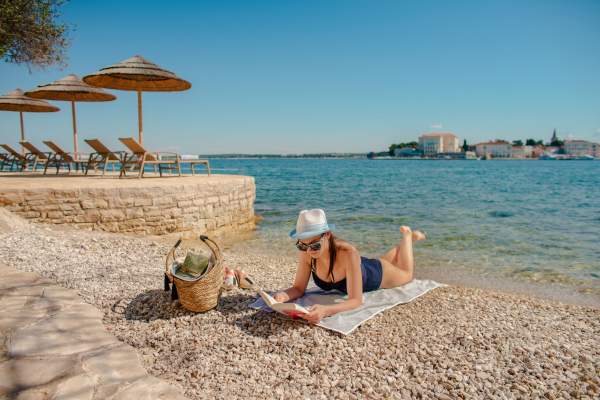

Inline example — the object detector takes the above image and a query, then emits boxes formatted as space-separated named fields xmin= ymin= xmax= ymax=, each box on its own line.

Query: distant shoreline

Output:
xmin=196 ymin=155 xmax=597 ymax=161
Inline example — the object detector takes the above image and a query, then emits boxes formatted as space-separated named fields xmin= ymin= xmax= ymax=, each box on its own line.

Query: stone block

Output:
xmin=99 ymin=222 xmax=120 ymax=232
xmin=74 ymin=209 xmax=101 ymax=223
xmin=82 ymin=344 xmax=147 ymax=384
xmin=125 ymin=208 xmax=144 ymax=219
xmin=143 ymin=207 xmax=161 ymax=217
xmin=153 ymin=196 xmax=176 ymax=206
xmin=46 ymin=211 xmax=64 ymax=219
xmin=80 ymin=199 xmax=96 ymax=209
xmin=122 ymin=219 xmax=145 ymax=230
xmin=52 ymin=373 xmax=95 ymax=400
xmin=182 ymin=206 xmax=199 ymax=215
xmin=100 ymin=209 xmax=126 ymax=222
xmin=174 ymin=192 xmax=194 ymax=201
xmin=0 ymin=356 xmax=78 ymax=390
xmin=166 ymin=208 xmax=182 ymax=218
xmin=32 ymin=203 xmax=60 ymax=212
xmin=108 ymin=197 xmax=134 ymax=209
xmin=9 ymin=306 xmax=114 ymax=357
xmin=58 ymin=203 xmax=81 ymax=212
xmin=133 ymin=198 xmax=152 ymax=207
xmin=21 ymin=211 xmax=41 ymax=218
xmin=0 ymin=192 xmax=25 ymax=205
xmin=110 ymin=376 xmax=187 ymax=400
xmin=62 ymin=209 xmax=83 ymax=217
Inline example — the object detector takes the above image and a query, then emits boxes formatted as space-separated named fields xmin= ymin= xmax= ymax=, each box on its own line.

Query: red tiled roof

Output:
xmin=475 ymin=140 xmax=510 ymax=145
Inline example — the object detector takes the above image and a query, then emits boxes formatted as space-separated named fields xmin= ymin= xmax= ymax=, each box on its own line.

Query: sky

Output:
xmin=1 ymin=0 xmax=599 ymax=154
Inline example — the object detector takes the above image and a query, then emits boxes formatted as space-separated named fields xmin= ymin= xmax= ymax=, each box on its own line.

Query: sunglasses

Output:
xmin=295 ymin=234 xmax=325 ymax=251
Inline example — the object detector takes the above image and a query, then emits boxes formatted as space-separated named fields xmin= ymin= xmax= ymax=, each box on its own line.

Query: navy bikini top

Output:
xmin=310 ymin=259 xmax=347 ymax=293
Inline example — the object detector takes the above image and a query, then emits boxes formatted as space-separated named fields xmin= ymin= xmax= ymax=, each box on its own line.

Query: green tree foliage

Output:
xmin=388 ymin=141 xmax=418 ymax=156
xmin=550 ymin=139 xmax=564 ymax=147
xmin=512 ymin=140 xmax=524 ymax=146
xmin=525 ymin=139 xmax=543 ymax=146
xmin=0 ymin=0 xmax=70 ymax=69
xmin=462 ymin=139 xmax=468 ymax=152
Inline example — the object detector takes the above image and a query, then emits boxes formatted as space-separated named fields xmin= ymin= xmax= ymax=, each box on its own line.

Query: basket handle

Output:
xmin=165 ymin=238 xmax=183 ymax=275
xmin=199 ymin=235 xmax=222 ymax=261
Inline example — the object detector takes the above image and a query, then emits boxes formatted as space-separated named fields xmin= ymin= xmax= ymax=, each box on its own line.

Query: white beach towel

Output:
xmin=249 ymin=279 xmax=445 ymax=335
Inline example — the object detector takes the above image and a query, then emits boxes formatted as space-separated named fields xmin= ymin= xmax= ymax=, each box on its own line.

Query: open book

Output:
xmin=258 ymin=290 xmax=310 ymax=318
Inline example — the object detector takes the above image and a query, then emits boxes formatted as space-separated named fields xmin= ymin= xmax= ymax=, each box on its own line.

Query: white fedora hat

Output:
xmin=289 ymin=209 xmax=335 ymax=240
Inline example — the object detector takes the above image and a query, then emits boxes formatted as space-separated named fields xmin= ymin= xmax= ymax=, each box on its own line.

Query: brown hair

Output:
xmin=310 ymin=232 xmax=338 ymax=282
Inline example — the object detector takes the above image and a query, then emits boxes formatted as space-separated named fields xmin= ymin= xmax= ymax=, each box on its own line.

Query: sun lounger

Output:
xmin=84 ymin=138 xmax=123 ymax=176
xmin=184 ymin=157 xmax=211 ymax=176
xmin=0 ymin=144 xmax=29 ymax=171
xmin=20 ymin=141 xmax=51 ymax=171
xmin=118 ymin=137 xmax=181 ymax=178
xmin=42 ymin=140 xmax=87 ymax=175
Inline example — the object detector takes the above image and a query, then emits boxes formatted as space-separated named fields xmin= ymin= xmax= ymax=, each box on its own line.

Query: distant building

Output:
xmin=544 ymin=146 xmax=560 ymax=154
xmin=564 ymin=140 xmax=599 ymax=157
xmin=531 ymin=145 xmax=546 ymax=158
xmin=511 ymin=145 xmax=533 ymax=159
xmin=418 ymin=132 xmax=460 ymax=155
xmin=550 ymin=129 xmax=558 ymax=144
xmin=475 ymin=140 xmax=511 ymax=158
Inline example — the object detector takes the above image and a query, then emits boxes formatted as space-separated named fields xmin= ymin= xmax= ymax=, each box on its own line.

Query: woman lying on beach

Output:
xmin=273 ymin=209 xmax=426 ymax=324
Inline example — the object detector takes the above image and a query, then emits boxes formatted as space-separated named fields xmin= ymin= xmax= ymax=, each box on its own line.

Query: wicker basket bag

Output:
xmin=164 ymin=235 xmax=224 ymax=312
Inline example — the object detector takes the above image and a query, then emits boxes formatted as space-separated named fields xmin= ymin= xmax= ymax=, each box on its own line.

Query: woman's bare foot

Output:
xmin=399 ymin=226 xmax=426 ymax=241
xmin=412 ymin=230 xmax=426 ymax=241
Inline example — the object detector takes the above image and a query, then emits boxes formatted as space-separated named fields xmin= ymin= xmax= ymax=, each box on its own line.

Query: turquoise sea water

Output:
xmin=207 ymin=159 xmax=600 ymax=291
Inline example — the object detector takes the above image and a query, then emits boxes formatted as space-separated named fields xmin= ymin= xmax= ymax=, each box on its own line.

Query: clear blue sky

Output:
xmin=1 ymin=0 xmax=599 ymax=154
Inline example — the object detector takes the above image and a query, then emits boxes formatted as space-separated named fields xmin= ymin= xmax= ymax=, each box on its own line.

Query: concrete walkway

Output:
xmin=0 ymin=263 xmax=187 ymax=399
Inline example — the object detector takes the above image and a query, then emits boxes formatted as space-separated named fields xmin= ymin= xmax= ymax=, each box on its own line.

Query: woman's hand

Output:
xmin=301 ymin=304 xmax=329 ymax=324
xmin=273 ymin=292 xmax=288 ymax=303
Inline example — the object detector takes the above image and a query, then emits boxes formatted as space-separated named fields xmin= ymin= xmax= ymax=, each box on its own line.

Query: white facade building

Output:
xmin=564 ymin=140 xmax=599 ymax=157
xmin=511 ymin=145 xmax=533 ymax=159
xmin=475 ymin=141 xmax=512 ymax=158
xmin=418 ymin=133 xmax=460 ymax=155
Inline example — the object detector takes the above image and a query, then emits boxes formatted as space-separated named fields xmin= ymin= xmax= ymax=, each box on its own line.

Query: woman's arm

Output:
xmin=273 ymin=252 xmax=311 ymax=302
xmin=302 ymin=249 xmax=364 ymax=323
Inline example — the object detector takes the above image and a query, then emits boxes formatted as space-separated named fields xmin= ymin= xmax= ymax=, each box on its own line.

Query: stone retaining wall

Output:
xmin=0 ymin=176 xmax=255 ymax=236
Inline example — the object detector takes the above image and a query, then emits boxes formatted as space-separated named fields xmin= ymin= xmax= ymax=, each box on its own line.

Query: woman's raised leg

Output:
xmin=379 ymin=226 xmax=426 ymax=288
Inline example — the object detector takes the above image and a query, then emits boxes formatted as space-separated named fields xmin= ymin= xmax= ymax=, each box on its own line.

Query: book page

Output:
xmin=258 ymin=290 xmax=309 ymax=316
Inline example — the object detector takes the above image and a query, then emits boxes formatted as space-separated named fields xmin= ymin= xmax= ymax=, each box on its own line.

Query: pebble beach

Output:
xmin=1 ymin=210 xmax=599 ymax=400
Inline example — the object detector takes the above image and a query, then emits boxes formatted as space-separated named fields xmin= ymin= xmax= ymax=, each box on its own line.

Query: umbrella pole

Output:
xmin=71 ymin=101 xmax=78 ymax=159
xmin=19 ymin=111 xmax=25 ymax=155
xmin=137 ymin=90 xmax=143 ymax=144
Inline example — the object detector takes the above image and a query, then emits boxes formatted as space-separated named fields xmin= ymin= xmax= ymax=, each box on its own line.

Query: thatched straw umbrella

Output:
xmin=26 ymin=74 xmax=116 ymax=158
xmin=83 ymin=55 xmax=191 ymax=145
xmin=0 ymin=89 xmax=60 ymax=153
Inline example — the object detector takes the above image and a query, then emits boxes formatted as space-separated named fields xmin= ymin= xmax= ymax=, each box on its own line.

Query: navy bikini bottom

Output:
xmin=360 ymin=256 xmax=383 ymax=292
